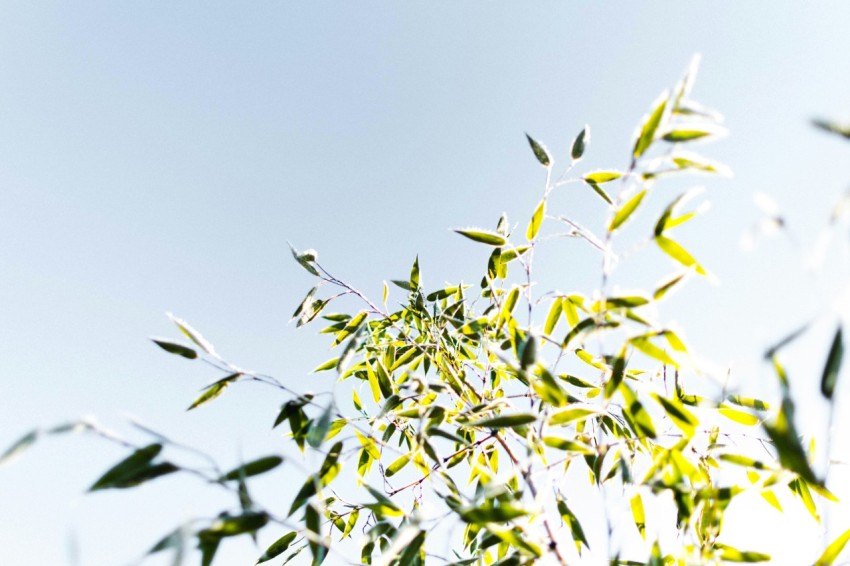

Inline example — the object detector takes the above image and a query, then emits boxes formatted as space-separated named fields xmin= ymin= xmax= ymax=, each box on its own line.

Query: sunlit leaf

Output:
xmin=630 ymin=493 xmax=646 ymax=540
xmin=815 ymin=527 xmax=850 ymax=565
xmin=527 ymin=200 xmax=546 ymax=241
xmin=468 ymin=413 xmax=538 ymax=429
xmin=454 ymin=228 xmax=507 ymax=247
xmin=584 ymin=170 xmax=622 ymax=184
xmin=633 ymin=91 xmax=669 ymax=159
xmin=609 ymin=189 xmax=647 ymax=232
xmin=655 ymin=235 xmax=706 ymax=275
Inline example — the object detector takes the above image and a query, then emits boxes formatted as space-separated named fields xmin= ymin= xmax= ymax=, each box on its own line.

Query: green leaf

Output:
xmin=167 ymin=313 xmax=217 ymax=357
xmin=409 ymin=255 xmax=420 ymax=290
xmin=188 ymin=373 xmax=241 ymax=411
xmin=385 ymin=454 xmax=411 ymax=477
xmin=821 ymin=326 xmax=844 ymax=399
xmin=220 ymin=456 xmax=283 ymax=481
xmin=630 ymin=493 xmax=646 ymax=540
xmin=652 ymin=393 xmax=697 ymax=436
xmin=333 ymin=311 xmax=368 ymax=347
xmin=583 ymin=170 xmax=622 ymax=184
xmin=468 ymin=413 xmax=538 ymax=429
xmin=653 ymin=272 xmax=686 ymax=300
xmin=525 ymin=133 xmax=551 ymax=167
xmin=571 ymin=125 xmax=589 ymax=161
xmin=655 ymin=235 xmax=706 ymax=275
xmin=608 ymin=189 xmax=647 ymax=232
xmin=289 ymin=243 xmax=320 ymax=276
xmin=815 ymin=527 xmax=850 ymax=565
xmin=526 ymin=200 xmax=545 ymax=240
xmin=454 ymin=228 xmax=507 ymax=247
xmin=499 ymin=245 xmax=530 ymax=263
xmin=257 ymin=532 xmax=297 ymax=564
xmin=459 ymin=504 xmax=528 ymax=524
xmin=661 ymin=127 xmax=722 ymax=143
xmin=585 ymin=181 xmax=613 ymax=204
xmin=718 ymin=406 xmax=759 ymax=426
xmin=726 ymin=395 xmax=770 ymax=411
xmin=307 ymin=404 xmax=334 ymax=448
xmin=90 ymin=443 xmax=163 ymax=491
xmin=604 ymin=347 xmax=627 ymax=399
xmin=0 ymin=430 xmax=39 ymax=466
xmin=201 ymin=511 xmax=269 ymax=540
xmin=715 ymin=544 xmax=770 ymax=563
xmin=312 ymin=358 xmax=340 ymax=373
xmin=631 ymin=335 xmax=678 ymax=367
xmin=633 ymin=90 xmax=669 ymax=159
xmin=544 ymin=298 xmax=563 ymax=336
xmin=764 ymin=399 xmax=820 ymax=486
xmin=151 ymin=338 xmax=197 ymax=360
xmin=548 ymin=405 xmax=601 ymax=426
xmin=557 ymin=499 xmax=589 ymax=552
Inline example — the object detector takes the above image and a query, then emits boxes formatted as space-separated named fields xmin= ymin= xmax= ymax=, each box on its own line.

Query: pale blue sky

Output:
xmin=3 ymin=3 xmax=850 ymax=565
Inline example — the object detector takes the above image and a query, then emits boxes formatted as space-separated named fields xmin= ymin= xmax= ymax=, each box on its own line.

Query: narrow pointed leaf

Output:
xmin=821 ymin=326 xmax=844 ymax=399
xmin=454 ymin=228 xmax=507 ymax=247
xmin=525 ymin=133 xmax=551 ymax=167
xmin=609 ymin=189 xmax=647 ymax=232
xmin=571 ymin=125 xmax=589 ymax=161
xmin=152 ymin=339 xmax=197 ymax=360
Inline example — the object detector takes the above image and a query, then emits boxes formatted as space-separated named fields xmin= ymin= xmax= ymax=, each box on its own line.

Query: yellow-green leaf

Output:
xmin=609 ymin=189 xmax=647 ymax=232
xmin=527 ymin=200 xmax=546 ymax=240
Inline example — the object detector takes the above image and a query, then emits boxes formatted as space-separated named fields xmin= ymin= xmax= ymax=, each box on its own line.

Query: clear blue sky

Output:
xmin=3 ymin=3 xmax=850 ymax=564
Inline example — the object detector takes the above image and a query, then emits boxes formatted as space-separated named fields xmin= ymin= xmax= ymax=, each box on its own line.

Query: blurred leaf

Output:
xmin=90 ymin=443 xmax=162 ymax=491
xmin=410 ymin=256 xmax=420 ymax=290
xmin=571 ymin=125 xmax=590 ymax=161
xmin=312 ymin=358 xmax=339 ymax=373
xmin=815 ymin=527 xmax=850 ymax=565
xmin=609 ymin=189 xmax=647 ymax=232
xmin=454 ymin=228 xmax=507 ymax=246
xmin=813 ymin=118 xmax=850 ymax=140
xmin=821 ymin=326 xmax=844 ymax=399
xmin=661 ymin=127 xmax=724 ymax=143
xmin=764 ymin=399 xmax=820 ymax=486
xmin=715 ymin=544 xmax=770 ymax=563
xmin=0 ymin=430 xmax=39 ymax=466
xmin=544 ymin=298 xmax=564 ymax=336
xmin=549 ymin=405 xmax=601 ymax=426
xmin=151 ymin=339 xmax=197 ymax=360
xmin=525 ymin=133 xmax=551 ymax=167
xmin=718 ymin=406 xmax=759 ymax=426
xmin=630 ymin=493 xmax=646 ymax=540
xmin=652 ymin=394 xmax=697 ymax=436
xmin=307 ymin=404 xmax=334 ymax=448
xmin=385 ymin=454 xmax=411 ymax=477
xmin=220 ymin=456 xmax=283 ymax=482
xmin=468 ymin=413 xmax=538 ymax=429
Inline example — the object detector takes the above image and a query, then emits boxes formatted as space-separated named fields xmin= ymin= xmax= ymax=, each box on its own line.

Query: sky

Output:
xmin=3 ymin=3 xmax=850 ymax=565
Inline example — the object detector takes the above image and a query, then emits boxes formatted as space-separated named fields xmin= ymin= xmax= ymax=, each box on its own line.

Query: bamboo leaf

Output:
xmin=90 ymin=444 xmax=163 ymax=491
xmin=821 ymin=326 xmax=844 ymax=399
xmin=468 ymin=413 xmax=538 ymax=429
xmin=630 ymin=493 xmax=646 ymax=540
xmin=188 ymin=374 xmax=241 ymax=411
xmin=151 ymin=338 xmax=197 ymax=360
xmin=609 ymin=189 xmax=647 ymax=232
xmin=454 ymin=228 xmax=507 ymax=247
xmin=220 ymin=456 xmax=284 ymax=481
xmin=815 ymin=527 xmax=850 ymax=565
xmin=633 ymin=91 xmax=669 ymax=159
xmin=571 ymin=125 xmax=590 ymax=161
xmin=584 ymin=170 xmax=622 ymax=184
xmin=525 ymin=133 xmax=551 ymax=167
xmin=655 ymin=235 xmax=706 ymax=275
xmin=257 ymin=532 xmax=297 ymax=564
xmin=527 ymin=200 xmax=546 ymax=240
